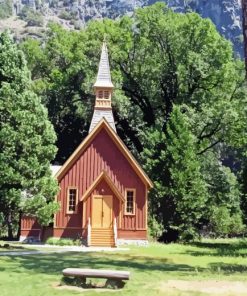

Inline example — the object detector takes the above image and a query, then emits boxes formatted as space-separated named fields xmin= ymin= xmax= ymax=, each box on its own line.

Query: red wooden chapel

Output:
xmin=20 ymin=42 xmax=153 ymax=247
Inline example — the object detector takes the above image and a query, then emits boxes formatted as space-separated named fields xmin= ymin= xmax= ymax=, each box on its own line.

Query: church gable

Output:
xmin=56 ymin=119 xmax=152 ymax=190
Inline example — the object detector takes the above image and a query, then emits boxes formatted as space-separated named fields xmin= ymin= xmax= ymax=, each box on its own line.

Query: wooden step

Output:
xmin=90 ymin=228 xmax=115 ymax=247
xmin=90 ymin=243 xmax=115 ymax=248
xmin=91 ymin=229 xmax=113 ymax=233
xmin=91 ymin=236 xmax=114 ymax=240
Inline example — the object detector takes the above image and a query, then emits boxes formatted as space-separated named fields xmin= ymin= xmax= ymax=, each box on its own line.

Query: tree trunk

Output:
xmin=7 ymin=213 xmax=13 ymax=239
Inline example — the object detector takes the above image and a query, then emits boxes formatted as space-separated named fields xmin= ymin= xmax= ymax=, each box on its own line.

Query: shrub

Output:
xmin=0 ymin=0 xmax=12 ymax=19
xmin=148 ymin=216 xmax=164 ymax=241
xmin=19 ymin=6 xmax=44 ymax=27
xmin=59 ymin=10 xmax=73 ymax=21
xmin=46 ymin=237 xmax=81 ymax=246
xmin=210 ymin=206 xmax=245 ymax=237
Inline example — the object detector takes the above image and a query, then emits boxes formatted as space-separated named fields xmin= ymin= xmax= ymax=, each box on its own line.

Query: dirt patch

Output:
xmin=161 ymin=280 xmax=247 ymax=295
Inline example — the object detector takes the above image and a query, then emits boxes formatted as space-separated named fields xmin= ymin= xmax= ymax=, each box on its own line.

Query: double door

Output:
xmin=92 ymin=195 xmax=112 ymax=228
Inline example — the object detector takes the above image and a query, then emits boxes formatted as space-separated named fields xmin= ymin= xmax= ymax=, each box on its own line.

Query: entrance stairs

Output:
xmin=90 ymin=228 xmax=115 ymax=247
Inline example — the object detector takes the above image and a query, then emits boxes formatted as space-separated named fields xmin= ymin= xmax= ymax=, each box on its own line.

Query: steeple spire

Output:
xmin=94 ymin=42 xmax=114 ymax=88
xmin=89 ymin=41 xmax=116 ymax=133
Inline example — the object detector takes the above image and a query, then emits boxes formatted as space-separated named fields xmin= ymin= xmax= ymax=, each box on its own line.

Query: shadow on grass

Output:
xmin=209 ymin=262 xmax=247 ymax=274
xmin=6 ymin=252 xmax=195 ymax=276
xmin=186 ymin=240 xmax=247 ymax=257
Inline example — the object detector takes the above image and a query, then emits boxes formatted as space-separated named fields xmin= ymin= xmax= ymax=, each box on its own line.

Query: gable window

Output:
xmin=67 ymin=187 xmax=78 ymax=213
xmin=125 ymin=189 xmax=136 ymax=215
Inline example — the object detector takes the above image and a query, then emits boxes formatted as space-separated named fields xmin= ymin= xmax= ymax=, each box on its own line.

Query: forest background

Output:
xmin=1 ymin=2 xmax=247 ymax=242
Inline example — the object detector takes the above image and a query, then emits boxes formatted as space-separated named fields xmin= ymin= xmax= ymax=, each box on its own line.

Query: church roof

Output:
xmin=93 ymin=42 xmax=114 ymax=88
xmin=55 ymin=119 xmax=153 ymax=189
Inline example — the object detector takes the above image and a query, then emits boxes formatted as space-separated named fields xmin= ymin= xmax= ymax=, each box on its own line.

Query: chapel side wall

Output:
xmin=55 ymin=128 xmax=148 ymax=237
xmin=20 ymin=215 xmax=42 ymax=240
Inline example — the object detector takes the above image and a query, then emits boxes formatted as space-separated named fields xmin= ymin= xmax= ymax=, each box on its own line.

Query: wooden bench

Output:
xmin=62 ymin=268 xmax=130 ymax=288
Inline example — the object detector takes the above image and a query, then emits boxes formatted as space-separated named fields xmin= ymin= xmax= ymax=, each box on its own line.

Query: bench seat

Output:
xmin=62 ymin=268 xmax=130 ymax=280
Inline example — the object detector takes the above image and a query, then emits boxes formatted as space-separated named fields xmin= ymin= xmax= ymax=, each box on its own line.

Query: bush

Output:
xmin=148 ymin=216 xmax=164 ymax=241
xmin=46 ymin=237 xmax=81 ymax=246
xmin=210 ymin=206 xmax=246 ymax=237
xmin=19 ymin=6 xmax=44 ymax=27
xmin=59 ymin=10 xmax=73 ymax=21
xmin=0 ymin=0 xmax=12 ymax=19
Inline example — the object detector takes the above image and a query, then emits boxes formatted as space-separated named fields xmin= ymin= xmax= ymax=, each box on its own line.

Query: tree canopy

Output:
xmin=19 ymin=3 xmax=247 ymax=240
xmin=0 ymin=32 xmax=59 ymax=238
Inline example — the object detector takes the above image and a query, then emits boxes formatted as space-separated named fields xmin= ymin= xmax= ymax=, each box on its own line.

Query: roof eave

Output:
xmin=55 ymin=118 xmax=153 ymax=188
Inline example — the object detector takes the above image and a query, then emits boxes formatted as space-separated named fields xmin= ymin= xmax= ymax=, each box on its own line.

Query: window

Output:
xmin=98 ymin=90 xmax=103 ymax=99
xmin=104 ymin=90 xmax=110 ymax=99
xmin=125 ymin=189 xmax=136 ymax=215
xmin=67 ymin=188 xmax=78 ymax=213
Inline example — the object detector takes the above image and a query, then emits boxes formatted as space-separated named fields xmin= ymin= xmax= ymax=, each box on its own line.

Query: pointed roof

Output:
xmin=55 ymin=118 xmax=153 ymax=189
xmin=93 ymin=42 xmax=114 ymax=88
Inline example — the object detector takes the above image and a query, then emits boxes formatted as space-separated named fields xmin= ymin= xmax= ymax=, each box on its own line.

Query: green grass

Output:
xmin=0 ymin=241 xmax=28 ymax=252
xmin=1 ymin=239 xmax=247 ymax=295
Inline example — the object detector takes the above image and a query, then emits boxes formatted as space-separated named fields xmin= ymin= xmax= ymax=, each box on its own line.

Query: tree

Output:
xmin=142 ymin=106 xmax=208 ymax=241
xmin=0 ymin=32 xmax=59 ymax=238
xmin=20 ymin=3 xmax=247 ymax=240
xmin=20 ymin=24 xmax=94 ymax=163
xmin=242 ymin=0 xmax=247 ymax=71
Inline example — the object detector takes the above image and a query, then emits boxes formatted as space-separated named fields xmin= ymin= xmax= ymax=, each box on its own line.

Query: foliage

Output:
xmin=210 ymin=206 xmax=245 ymax=237
xmin=143 ymin=106 xmax=208 ymax=241
xmin=148 ymin=216 xmax=164 ymax=241
xmin=58 ymin=10 xmax=75 ymax=21
xmin=46 ymin=237 xmax=81 ymax=246
xmin=0 ymin=32 xmax=59 ymax=238
xmin=19 ymin=3 xmax=247 ymax=241
xmin=20 ymin=6 xmax=44 ymax=27
xmin=0 ymin=0 xmax=12 ymax=19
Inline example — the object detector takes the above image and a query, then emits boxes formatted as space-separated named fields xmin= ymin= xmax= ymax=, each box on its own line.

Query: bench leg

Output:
xmin=74 ymin=276 xmax=87 ymax=287
xmin=105 ymin=279 xmax=125 ymax=289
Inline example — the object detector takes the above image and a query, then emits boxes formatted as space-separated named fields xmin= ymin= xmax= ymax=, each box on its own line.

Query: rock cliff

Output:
xmin=7 ymin=0 xmax=244 ymax=56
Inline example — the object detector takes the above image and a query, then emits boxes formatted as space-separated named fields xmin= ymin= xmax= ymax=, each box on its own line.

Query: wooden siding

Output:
xmin=21 ymin=215 xmax=41 ymax=231
xmin=118 ymin=230 xmax=147 ymax=240
xmin=20 ymin=215 xmax=42 ymax=239
xmin=55 ymin=127 xmax=147 ymax=232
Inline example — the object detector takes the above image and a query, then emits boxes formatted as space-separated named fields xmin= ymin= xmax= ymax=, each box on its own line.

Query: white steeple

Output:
xmin=89 ymin=41 xmax=116 ymax=133
xmin=94 ymin=42 xmax=114 ymax=88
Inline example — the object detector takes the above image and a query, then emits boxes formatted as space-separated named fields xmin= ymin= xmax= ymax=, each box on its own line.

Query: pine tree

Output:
xmin=0 ymin=32 xmax=59 ymax=238
xmin=143 ymin=105 xmax=208 ymax=241
xmin=164 ymin=106 xmax=208 ymax=240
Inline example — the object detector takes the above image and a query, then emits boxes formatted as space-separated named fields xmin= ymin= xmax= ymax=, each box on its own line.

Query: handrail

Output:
xmin=87 ymin=217 xmax=91 ymax=247
xmin=113 ymin=218 xmax=117 ymax=247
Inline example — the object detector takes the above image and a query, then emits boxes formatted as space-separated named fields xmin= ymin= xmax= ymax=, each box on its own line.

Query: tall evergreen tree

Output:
xmin=143 ymin=106 xmax=208 ymax=241
xmin=0 ymin=32 xmax=59 ymax=238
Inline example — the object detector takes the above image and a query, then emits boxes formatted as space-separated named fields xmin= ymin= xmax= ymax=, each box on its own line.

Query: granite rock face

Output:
xmin=11 ymin=0 xmax=243 ymax=56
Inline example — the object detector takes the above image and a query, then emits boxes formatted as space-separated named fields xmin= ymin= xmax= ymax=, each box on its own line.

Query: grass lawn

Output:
xmin=1 ymin=239 xmax=247 ymax=295
xmin=0 ymin=241 xmax=30 ymax=252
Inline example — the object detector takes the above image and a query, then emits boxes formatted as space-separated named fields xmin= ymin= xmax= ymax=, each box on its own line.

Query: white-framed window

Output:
xmin=67 ymin=187 xmax=78 ymax=213
xmin=125 ymin=189 xmax=136 ymax=215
